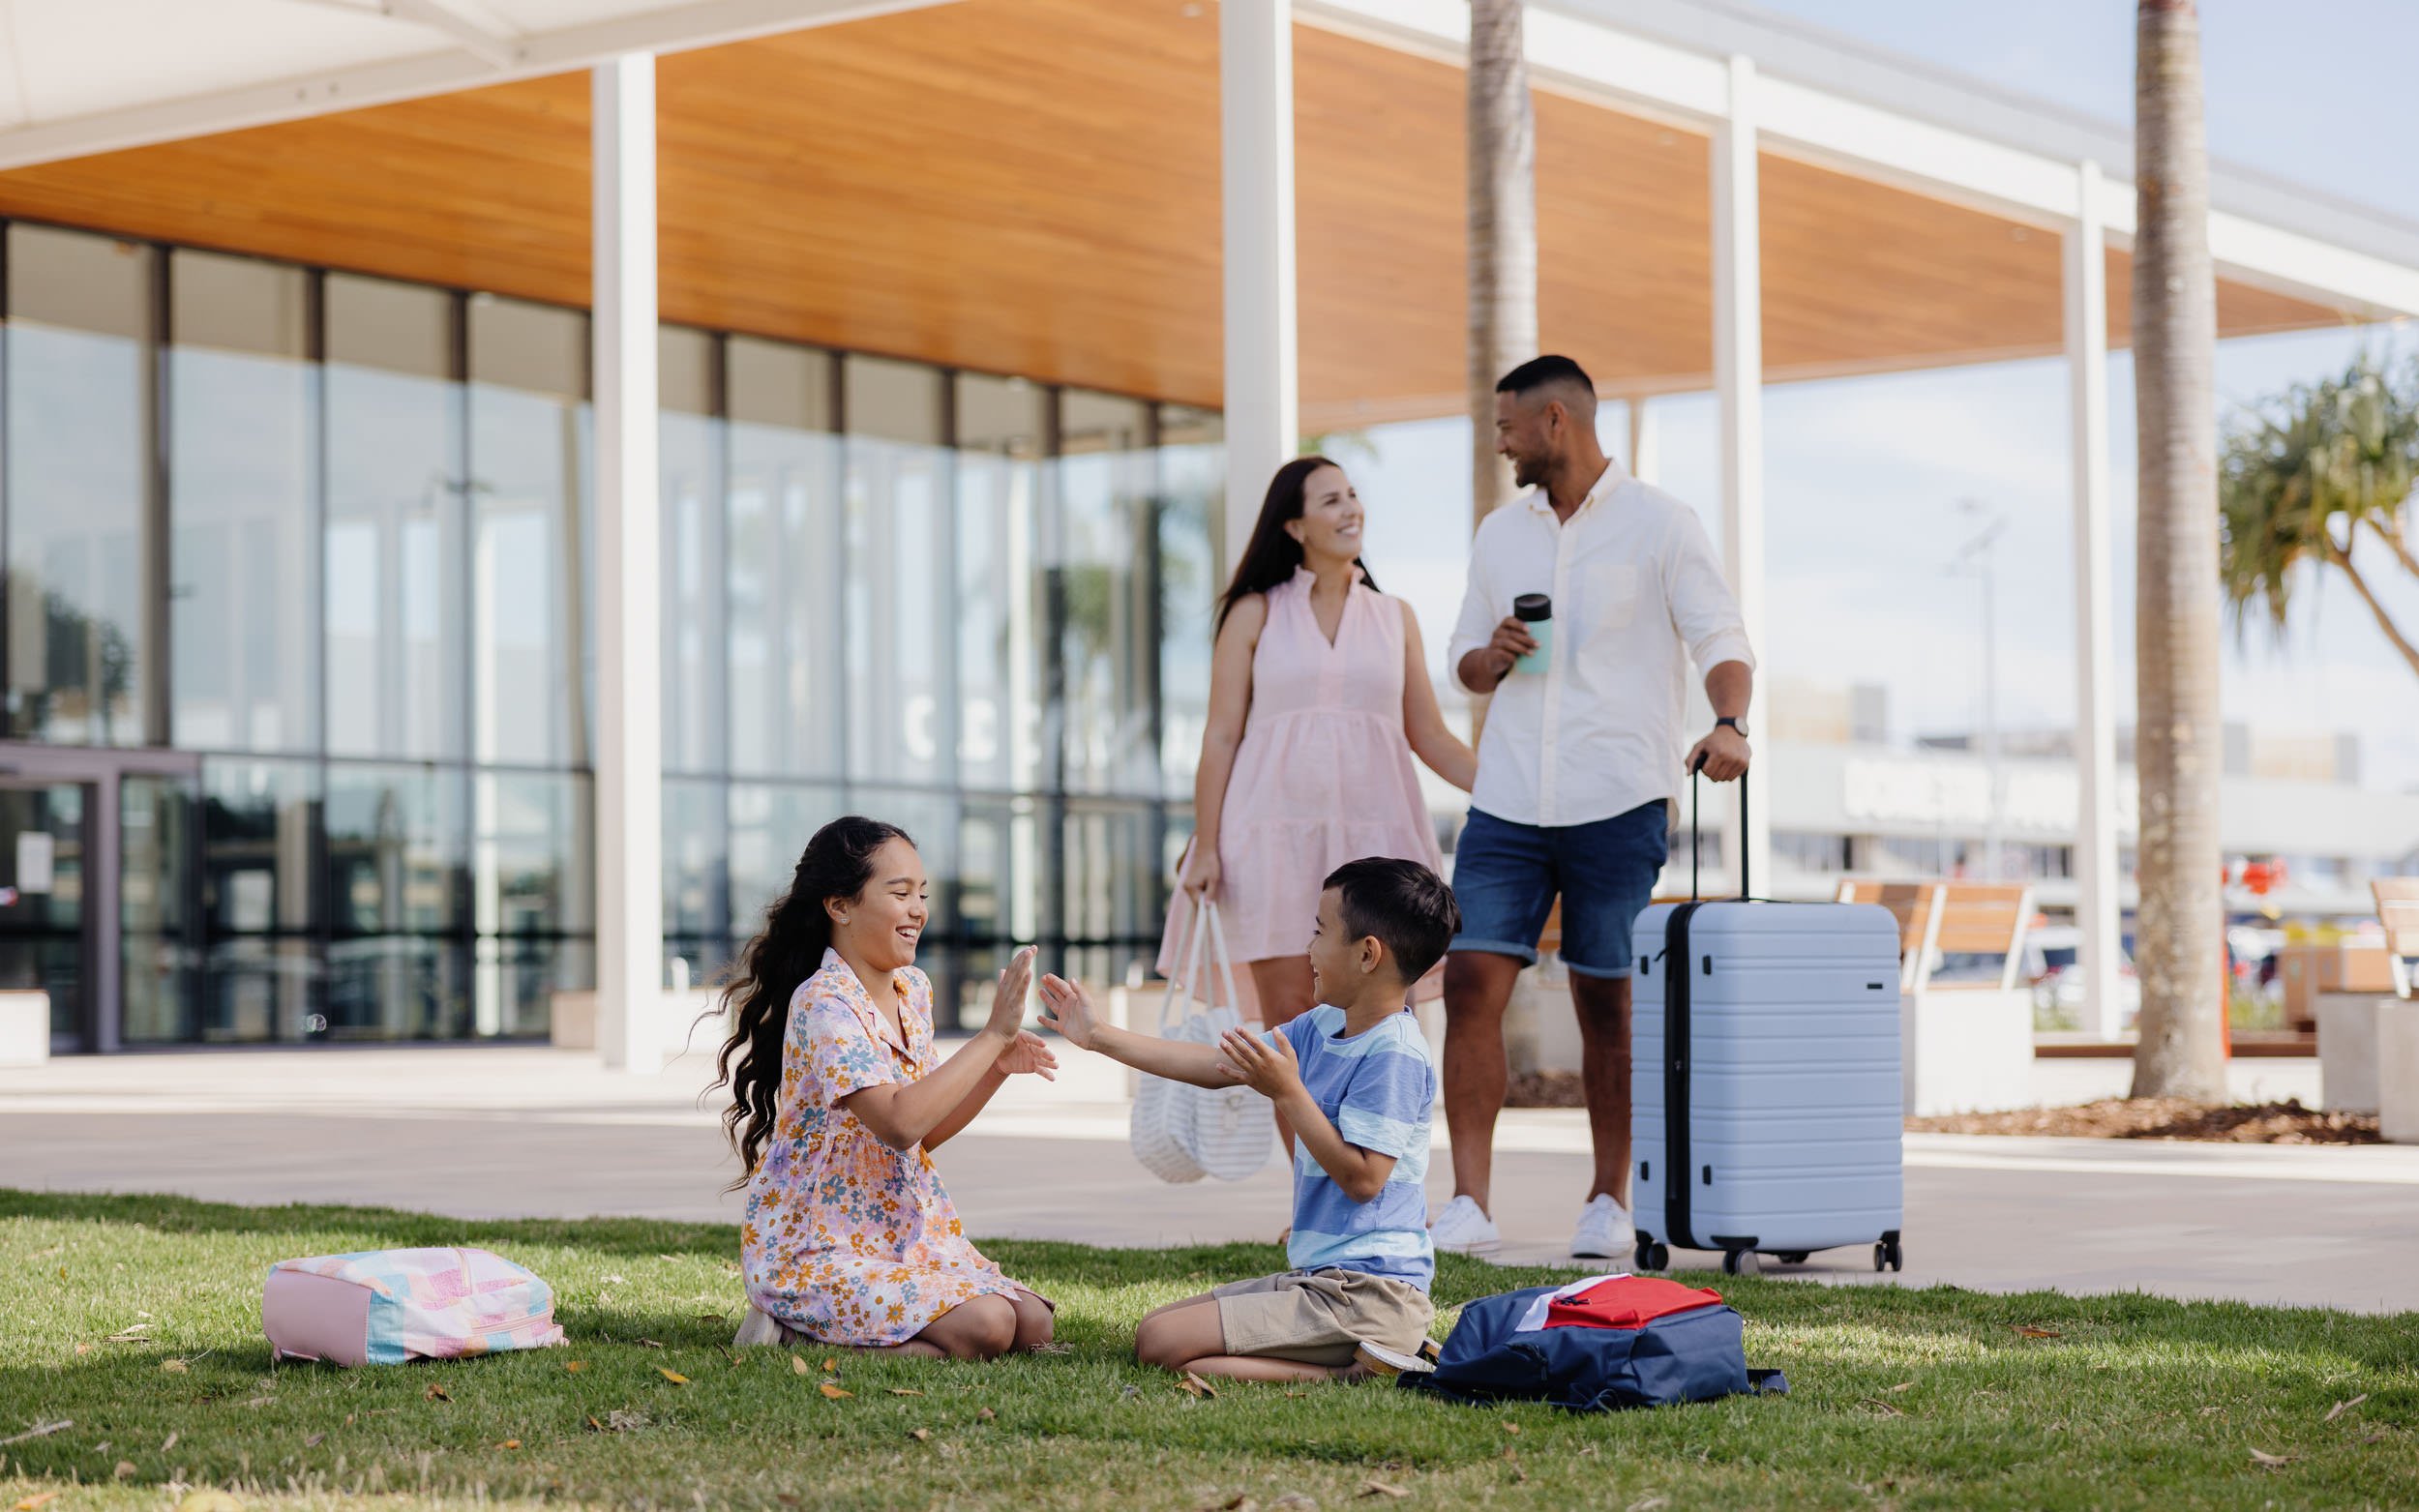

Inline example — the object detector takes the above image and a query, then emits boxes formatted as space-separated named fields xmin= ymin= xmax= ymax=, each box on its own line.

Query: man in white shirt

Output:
xmin=1432 ymin=356 xmax=1754 ymax=1260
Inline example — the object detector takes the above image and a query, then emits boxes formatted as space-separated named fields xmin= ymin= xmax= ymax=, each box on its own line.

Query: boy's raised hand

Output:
xmin=982 ymin=946 xmax=1037 ymax=1042
xmin=1215 ymin=1024 xmax=1301 ymax=1102
xmin=1034 ymin=974 xmax=1100 ymax=1051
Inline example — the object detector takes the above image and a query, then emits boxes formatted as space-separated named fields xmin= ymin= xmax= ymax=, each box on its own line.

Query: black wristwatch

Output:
xmin=1717 ymin=716 xmax=1748 ymax=738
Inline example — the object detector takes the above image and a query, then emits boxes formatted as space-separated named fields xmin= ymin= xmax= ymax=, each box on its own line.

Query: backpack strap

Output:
xmin=1747 ymin=1369 xmax=1790 ymax=1395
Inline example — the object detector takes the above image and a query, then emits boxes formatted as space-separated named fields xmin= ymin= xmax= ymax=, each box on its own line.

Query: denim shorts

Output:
xmin=1448 ymin=802 xmax=1670 ymax=979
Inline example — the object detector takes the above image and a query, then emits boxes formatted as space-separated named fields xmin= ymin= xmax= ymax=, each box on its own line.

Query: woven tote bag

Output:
xmin=1130 ymin=897 xmax=1214 ymax=1182
xmin=1173 ymin=902 xmax=1276 ymax=1182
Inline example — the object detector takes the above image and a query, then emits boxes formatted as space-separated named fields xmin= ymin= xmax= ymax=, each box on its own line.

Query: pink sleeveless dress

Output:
xmin=1160 ymin=567 xmax=1447 ymax=983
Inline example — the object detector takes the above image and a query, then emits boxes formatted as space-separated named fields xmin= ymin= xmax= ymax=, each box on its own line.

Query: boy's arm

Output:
xmin=1215 ymin=1028 xmax=1397 ymax=1203
xmin=1035 ymin=974 xmax=1241 ymax=1090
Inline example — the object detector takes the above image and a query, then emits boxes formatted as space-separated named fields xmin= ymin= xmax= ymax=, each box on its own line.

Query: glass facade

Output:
xmin=0 ymin=218 xmax=1220 ymax=1042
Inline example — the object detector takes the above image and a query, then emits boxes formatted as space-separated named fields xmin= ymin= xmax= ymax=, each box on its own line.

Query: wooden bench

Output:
xmin=1835 ymin=878 xmax=2035 ymax=1115
xmin=1833 ymin=879 xmax=2032 ymax=995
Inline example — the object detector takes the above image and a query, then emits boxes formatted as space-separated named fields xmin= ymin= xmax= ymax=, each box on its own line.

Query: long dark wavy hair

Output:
xmin=709 ymin=815 xmax=912 ymax=1186
xmin=1215 ymin=455 xmax=1381 ymax=632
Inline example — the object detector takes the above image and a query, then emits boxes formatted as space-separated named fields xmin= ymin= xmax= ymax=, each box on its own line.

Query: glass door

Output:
xmin=0 ymin=782 xmax=92 ymax=1052
xmin=121 ymin=772 xmax=202 ymax=1044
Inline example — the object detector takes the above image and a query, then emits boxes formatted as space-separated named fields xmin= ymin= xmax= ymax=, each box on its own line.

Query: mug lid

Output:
xmin=1512 ymin=593 xmax=1552 ymax=621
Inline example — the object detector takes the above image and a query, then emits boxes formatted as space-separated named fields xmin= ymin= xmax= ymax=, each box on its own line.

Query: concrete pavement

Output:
xmin=2 ymin=1046 xmax=2411 ymax=1314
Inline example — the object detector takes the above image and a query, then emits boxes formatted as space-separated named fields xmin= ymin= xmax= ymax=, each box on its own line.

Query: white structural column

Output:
xmin=2064 ymin=159 xmax=2123 ymax=1040
xmin=1219 ymin=0 xmax=1299 ymax=572
xmin=1712 ymin=53 xmax=1769 ymax=893
xmin=592 ymin=53 xmax=666 ymax=1072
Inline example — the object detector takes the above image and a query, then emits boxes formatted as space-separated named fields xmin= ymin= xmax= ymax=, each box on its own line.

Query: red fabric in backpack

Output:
xmin=1542 ymin=1276 xmax=1725 ymax=1331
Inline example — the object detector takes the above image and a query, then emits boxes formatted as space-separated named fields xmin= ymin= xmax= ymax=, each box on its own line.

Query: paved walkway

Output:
xmin=3 ymin=1047 xmax=2411 ymax=1314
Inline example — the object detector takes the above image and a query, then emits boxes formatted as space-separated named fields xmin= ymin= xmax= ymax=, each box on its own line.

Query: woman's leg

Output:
xmin=1247 ymin=956 xmax=1319 ymax=1166
xmin=1134 ymin=1298 xmax=1337 ymax=1383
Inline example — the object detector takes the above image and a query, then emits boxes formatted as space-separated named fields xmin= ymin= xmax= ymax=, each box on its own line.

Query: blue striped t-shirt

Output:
xmin=1276 ymin=1005 xmax=1439 ymax=1291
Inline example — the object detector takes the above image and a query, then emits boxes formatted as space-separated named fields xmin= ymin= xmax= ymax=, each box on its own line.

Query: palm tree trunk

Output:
xmin=2130 ymin=0 xmax=2225 ymax=1100
xmin=1468 ymin=0 xmax=1536 ymax=529
xmin=1467 ymin=0 xmax=1536 ymax=744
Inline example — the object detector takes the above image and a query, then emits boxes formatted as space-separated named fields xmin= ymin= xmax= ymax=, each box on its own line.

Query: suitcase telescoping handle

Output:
xmin=1686 ymin=756 xmax=1749 ymax=902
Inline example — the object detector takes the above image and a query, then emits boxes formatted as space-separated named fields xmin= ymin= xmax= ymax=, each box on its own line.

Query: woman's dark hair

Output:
xmin=1215 ymin=455 xmax=1380 ymax=632
xmin=710 ymin=815 xmax=912 ymax=1186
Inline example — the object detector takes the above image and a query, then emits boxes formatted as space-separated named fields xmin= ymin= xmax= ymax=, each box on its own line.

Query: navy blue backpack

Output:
xmin=1403 ymin=1281 xmax=1785 ymax=1412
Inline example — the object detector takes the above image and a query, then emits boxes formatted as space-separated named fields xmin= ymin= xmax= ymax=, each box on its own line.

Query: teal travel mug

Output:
xmin=1513 ymin=593 xmax=1552 ymax=673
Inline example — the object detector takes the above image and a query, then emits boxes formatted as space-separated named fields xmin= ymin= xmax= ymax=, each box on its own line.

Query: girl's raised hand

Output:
xmin=994 ymin=1029 xmax=1059 ymax=1081
xmin=983 ymin=946 xmax=1037 ymax=1042
xmin=1034 ymin=974 xmax=1100 ymax=1051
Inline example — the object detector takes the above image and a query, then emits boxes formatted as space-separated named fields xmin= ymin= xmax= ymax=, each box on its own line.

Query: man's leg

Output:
xmin=1569 ymin=972 xmax=1633 ymax=1205
xmin=1552 ymin=799 xmax=1669 ymax=1217
xmin=1442 ymin=949 xmax=1525 ymax=1213
xmin=1438 ymin=811 xmax=1557 ymax=1219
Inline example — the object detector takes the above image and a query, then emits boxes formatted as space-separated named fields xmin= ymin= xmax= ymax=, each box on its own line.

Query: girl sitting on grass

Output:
xmin=713 ymin=815 xmax=1060 ymax=1359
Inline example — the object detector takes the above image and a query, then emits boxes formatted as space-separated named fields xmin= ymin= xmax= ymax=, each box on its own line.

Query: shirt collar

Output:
xmin=819 ymin=947 xmax=913 ymax=1052
xmin=1522 ymin=459 xmax=1628 ymax=519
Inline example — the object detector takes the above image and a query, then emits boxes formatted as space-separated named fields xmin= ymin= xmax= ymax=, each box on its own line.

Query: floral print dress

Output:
xmin=740 ymin=949 xmax=1038 ymax=1346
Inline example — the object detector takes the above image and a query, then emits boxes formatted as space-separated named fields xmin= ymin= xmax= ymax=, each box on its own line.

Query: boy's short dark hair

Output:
xmin=1323 ymin=858 xmax=1461 ymax=986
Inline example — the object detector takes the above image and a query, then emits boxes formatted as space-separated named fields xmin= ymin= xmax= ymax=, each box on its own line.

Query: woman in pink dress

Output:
xmin=1167 ymin=455 xmax=1477 ymax=1031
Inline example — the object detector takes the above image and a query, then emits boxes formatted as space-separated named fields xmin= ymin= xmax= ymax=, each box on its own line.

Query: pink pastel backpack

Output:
xmin=263 ymin=1247 xmax=566 ymax=1366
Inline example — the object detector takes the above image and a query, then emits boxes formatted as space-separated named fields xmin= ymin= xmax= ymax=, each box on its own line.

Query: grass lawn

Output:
xmin=1 ymin=1190 xmax=2412 ymax=1511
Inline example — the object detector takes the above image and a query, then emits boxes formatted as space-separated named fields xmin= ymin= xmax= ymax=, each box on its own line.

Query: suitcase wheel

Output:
xmin=1720 ymin=1249 xmax=1759 ymax=1276
xmin=1873 ymin=1239 xmax=1904 ymax=1273
xmin=1777 ymin=1252 xmax=1810 ymax=1266
xmin=1634 ymin=1237 xmax=1669 ymax=1273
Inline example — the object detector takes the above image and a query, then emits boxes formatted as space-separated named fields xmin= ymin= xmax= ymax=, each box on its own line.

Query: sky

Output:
xmin=1341 ymin=0 xmax=2419 ymax=794
xmin=1741 ymin=0 xmax=2415 ymax=217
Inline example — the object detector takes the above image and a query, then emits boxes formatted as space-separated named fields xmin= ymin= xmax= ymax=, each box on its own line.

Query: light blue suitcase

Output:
xmin=1629 ymin=775 xmax=1905 ymax=1276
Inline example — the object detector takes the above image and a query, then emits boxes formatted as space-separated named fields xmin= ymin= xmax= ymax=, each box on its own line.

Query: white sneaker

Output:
xmin=1429 ymin=1195 xmax=1501 ymax=1256
xmin=1348 ymin=1339 xmax=1437 ymax=1379
xmin=732 ymin=1301 xmax=792 ymax=1349
xmin=1570 ymin=1194 xmax=1636 ymax=1260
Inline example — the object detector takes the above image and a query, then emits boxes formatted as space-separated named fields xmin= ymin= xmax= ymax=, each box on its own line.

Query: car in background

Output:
xmin=2023 ymin=925 xmax=2140 ymax=1029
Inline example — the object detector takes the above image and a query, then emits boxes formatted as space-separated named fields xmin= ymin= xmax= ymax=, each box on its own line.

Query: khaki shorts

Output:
xmin=1210 ymin=1268 xmax=1435 ymax=1367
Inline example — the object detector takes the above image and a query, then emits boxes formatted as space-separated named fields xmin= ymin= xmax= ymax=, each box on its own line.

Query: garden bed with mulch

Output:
xmin=1510 ymin=1074 xmax=2384 ymax=1145
xmin=1907 ymin=1098 xmax=2382 ymax=1144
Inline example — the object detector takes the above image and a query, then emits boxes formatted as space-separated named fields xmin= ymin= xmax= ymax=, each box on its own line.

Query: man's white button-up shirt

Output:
xmin=1446 ymin=462 xmax=1755 ymax=829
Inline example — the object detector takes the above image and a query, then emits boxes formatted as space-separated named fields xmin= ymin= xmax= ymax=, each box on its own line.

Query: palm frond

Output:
xmin=2218 ymin=350 xmax=2419 ymax=648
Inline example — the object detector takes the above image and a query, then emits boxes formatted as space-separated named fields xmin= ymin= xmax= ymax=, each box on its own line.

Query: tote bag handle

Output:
xmin=1196 ymin=897 xmax=1250 ymax=1028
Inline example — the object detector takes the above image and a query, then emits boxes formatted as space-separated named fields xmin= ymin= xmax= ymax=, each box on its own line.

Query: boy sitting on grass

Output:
xmin=1036 ymin=857 xmax=1457 ymax=1382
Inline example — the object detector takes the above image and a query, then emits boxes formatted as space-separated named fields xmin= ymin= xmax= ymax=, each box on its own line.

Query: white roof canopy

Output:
xmin=0 ymin=0 xmax=951 ymax=169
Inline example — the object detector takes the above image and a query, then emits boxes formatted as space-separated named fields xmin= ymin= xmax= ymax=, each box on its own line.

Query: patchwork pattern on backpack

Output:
xmin=263 ymin=1247 xmax=567 ymax=1367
